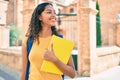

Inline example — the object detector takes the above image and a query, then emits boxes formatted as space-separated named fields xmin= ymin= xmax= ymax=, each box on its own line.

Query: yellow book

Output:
xmin=40 ymin=35 xmax=74 ymax=74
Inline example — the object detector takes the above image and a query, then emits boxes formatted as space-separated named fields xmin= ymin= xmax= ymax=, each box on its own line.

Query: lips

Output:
xmin=50 ymin=18 xmax=56 ymax=22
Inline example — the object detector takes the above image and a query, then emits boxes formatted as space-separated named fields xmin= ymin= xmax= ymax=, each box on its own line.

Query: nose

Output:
xmin=51 ymin=12 xmax=56 ymax=17
xmin=52 ymin=14 xmax=56 ymax=18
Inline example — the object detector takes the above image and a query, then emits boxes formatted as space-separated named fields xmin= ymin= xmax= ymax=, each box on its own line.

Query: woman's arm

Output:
xmin=43 ymin=44 xmax=76 ymax=78
xmin=20 ymin=44 xmax=28 ymax=80
xmin=53 ymin=56 xmax=76 ymax=78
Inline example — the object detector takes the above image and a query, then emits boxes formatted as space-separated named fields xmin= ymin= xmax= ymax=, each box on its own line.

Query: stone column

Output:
xmin=77 ymin=0 xmax=97 ymax=76
xmin=116 ymin=23 xmax=120 ymax=46
xmin=16 ymin=0 xmax=23 ymax=28
xmin=22 ymin=0 xmax=35 ymax=37
xmin=0 ymin=26 xmax=9 ymax=48
xmin=0 ymin=1 xmax=9 ymax=48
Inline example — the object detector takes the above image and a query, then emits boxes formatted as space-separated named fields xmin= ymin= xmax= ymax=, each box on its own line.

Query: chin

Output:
xmin=50 ymin=24 xmax=56 ymax=26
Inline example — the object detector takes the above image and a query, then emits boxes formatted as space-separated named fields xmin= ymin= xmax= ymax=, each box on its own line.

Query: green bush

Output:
xmin=9 ymin=23 xmax=21 ymax=46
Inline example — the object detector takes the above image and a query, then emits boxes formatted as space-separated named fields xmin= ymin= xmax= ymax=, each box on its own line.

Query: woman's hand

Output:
xmin=43 ymin=43 xmax=57 ymax=62
xmin=43 ymin=43 xmax=76 ymax=78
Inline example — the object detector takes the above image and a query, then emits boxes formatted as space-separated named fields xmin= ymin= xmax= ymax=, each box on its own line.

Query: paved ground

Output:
xmin=0 ymin=63 xmax=120 ymax=80
xmin=64 ymin=66 xmax=120 ymax=80
xmin=0 ymin=70 xmax=16 ymax=80
xmin=0 ymin=64 xmax=19 ymax=80
xmin=91 ymin=66 xmax=120 ymax=80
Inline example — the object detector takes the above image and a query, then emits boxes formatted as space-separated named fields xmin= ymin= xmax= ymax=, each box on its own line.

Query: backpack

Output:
xmin=25 ymin=34 xmax=64 ymax=80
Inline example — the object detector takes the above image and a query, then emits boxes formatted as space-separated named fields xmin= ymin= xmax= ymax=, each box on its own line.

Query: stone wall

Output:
xmin=92 ymin=46 xmax=120 ymax=75
xmin=0 ymin=46 xmax=120 ymax=76
xmin=59 ymin=16 xmax=78 ymax=48
xmin=6 ymin=0 xmax=14 ymax=25
xmin=0 ymin=48 xmax=22 ymax=72
xmin=98 ymin=0 xmax=120 ymax=46
xmin=116 ymin=23 xmax=120 ymax=46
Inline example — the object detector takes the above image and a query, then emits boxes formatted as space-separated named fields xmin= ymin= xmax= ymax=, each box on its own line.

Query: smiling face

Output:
xmin=39 ymin=5 xmax=57 ymax=28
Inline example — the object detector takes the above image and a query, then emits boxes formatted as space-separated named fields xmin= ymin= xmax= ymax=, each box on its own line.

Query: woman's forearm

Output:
xmin=53 ymin=57 xmax=76 ymax=78
xmin=20 ymin=44 xmax=28 ymax=80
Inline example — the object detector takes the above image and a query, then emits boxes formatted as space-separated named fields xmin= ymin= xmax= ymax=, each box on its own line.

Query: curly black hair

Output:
xmin=26 ymin=2 xmax=58 ymax=44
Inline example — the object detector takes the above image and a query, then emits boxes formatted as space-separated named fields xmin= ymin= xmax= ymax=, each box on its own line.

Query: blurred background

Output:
xmin=0 ymin=0 xmax=120 ymax=80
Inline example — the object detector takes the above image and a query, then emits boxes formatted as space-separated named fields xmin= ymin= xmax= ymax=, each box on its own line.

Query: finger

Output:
xmin=50 ymin=42 xmax=53 ymax=51
xmin=44 ymin=48 xmax=49 ymax=53
xmin=42 ymin=48 xmax=48 ymax=59
xmin=45 ymin=48 xmax=48 ymax=51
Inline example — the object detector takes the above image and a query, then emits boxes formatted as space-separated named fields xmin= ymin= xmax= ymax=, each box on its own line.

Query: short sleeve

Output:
xmin=22 ymin=36 xmax=28 ymax=48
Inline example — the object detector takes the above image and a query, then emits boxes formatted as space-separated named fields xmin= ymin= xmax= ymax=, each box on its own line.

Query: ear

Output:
xmin=39 ymin=15 xmax=42 ymax=21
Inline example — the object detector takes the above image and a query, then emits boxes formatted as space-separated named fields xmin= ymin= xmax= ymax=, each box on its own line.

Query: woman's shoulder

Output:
xmin=22 ymin=35 xmax=29 ymax=47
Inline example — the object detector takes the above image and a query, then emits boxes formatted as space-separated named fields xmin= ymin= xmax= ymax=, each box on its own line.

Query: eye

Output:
xmin=54 ymin=12 xmax=56 ymax=15
xmin=47 ymin=12 xmax=52 ymax=14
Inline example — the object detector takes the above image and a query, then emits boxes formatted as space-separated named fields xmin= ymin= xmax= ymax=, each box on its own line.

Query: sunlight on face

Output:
xmin=40 ymin=5 xmax=57 ymax=27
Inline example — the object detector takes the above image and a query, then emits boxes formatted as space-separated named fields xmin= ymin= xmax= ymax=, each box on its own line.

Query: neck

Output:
xmin=40 ymin=27 xmax=52 ymax=37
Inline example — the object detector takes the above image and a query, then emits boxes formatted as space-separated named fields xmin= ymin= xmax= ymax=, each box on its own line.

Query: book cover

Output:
xmin=40 ymin=35 xmax=74 ymax=74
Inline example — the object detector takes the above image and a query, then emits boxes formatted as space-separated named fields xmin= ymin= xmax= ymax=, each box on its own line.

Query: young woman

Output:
xmin=20 ymin=2 xmax=76 ymax=80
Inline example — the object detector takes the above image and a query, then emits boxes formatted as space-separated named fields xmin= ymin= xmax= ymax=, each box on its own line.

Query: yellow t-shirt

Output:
xmin=22 ymin=36 xmax=62 ymax=80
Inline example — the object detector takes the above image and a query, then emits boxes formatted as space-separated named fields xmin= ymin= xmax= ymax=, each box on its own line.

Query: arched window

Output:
xmin=58 ymin=9 xmax=61 ymax=14
xmin=70 ymin=8 xmax=74 ymax=13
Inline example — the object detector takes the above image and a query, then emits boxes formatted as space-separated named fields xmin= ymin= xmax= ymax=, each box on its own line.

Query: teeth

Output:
xmin=51 ymin=19 xmax=55 ymax=20
xmin=51 ymin=19 xmax=56 ymax=21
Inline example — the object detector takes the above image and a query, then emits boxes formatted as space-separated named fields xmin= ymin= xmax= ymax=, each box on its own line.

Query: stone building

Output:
xmin=0 ymin=0 xmax=9 ymax=48
xmin=0 ymin=0 xmax=120 ymax=77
